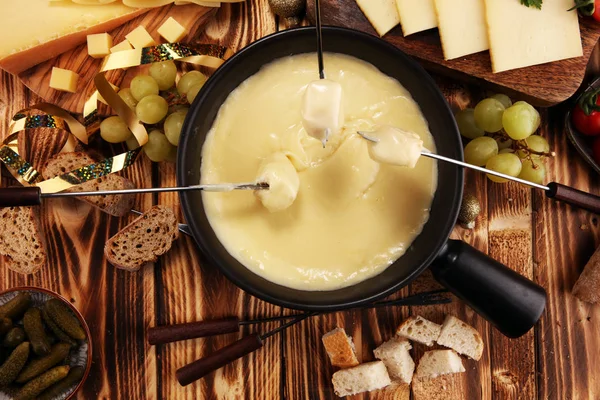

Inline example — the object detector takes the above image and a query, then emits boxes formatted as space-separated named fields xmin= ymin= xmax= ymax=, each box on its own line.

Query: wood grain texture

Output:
xmin=0 ymin=3 xmax=599 ymax=399
xmin=307 ymin=0 xmax=600 ymax=106
xmin=19 ymin=4 xmax=217 ymax=113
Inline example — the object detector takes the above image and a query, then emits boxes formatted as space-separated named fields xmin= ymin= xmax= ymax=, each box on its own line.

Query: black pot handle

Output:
xmin=431 ymin=239 xmax=546 ymax=338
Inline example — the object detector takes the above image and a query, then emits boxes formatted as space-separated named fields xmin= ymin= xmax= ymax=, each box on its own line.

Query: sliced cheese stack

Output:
xmin=434 ymin=0 xmax=489 ymax=60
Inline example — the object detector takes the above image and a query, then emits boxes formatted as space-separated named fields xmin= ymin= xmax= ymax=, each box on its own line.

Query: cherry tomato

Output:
xmin=594 ymin=0 xmax=600 ymax=22
xmin=593 ymin=137 xmax=600 ymax=165
xmin=572 ymin=104 xmax=600 ymax=136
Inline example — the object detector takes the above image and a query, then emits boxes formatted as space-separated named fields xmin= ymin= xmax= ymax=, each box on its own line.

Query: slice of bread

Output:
xmin=415 ymin=350 xmax=465 ymax=380
xmin=104 ymin=206 xmax=178 ymax=271
xmin=436 ymin=315 xmax=484 ymax=361
xmin=373 ymin=337 xmax=415 ymax=384
xmin=42 ymin=152 xmax=135 ymax=217
xmin=573 ymin=245 xmax=600 ymax=304
xmin=412 ymin=374 xmax=464 ymax=400
xmin=0 ymin=206 xmax=46 ymax=274
xmin=331 ymin=361 xmax=391 ymax=397
xmin=322 ymin=327 xmax=359 ymax=368
xmin=396 ymin=316 xmax=441 ymax=346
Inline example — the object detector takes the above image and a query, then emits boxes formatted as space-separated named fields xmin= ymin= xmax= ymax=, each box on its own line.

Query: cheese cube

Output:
xmin=125 ymin=26 xmax=156 ymax=49
xmin=158 ymin=17 xmax=188 ymax=43
xmin=87 ymin=33 xmax=113 ymax=59
xmin=396 ymin=0 xmax=437 ymax=36
xmin=110 ymin=39 xmax=133 ymax=53
xmin=484 ymin=0 xmax=583 ymax=73
xmin=355 ymin=0 xmax=400 ymax=37
xmin=49 ymin=67 xmax=79 ymax=93
xmin=434 ymin=0 xmax=489 ymax=60
xmin=98 ymin=82 xmax=120 ymax=105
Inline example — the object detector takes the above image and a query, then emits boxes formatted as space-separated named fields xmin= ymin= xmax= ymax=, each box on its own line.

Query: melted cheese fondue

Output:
xmin=201 ymin=53 xmax=437 ymax=291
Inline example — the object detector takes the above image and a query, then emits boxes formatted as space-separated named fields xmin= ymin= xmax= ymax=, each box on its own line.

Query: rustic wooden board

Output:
xmin=307 ymin=0 xmax=600 ymax=106
xmin=17 ymin=4 xmax=217 ymax=113
xmin=0 ymin=3 xmax=600 ymax=399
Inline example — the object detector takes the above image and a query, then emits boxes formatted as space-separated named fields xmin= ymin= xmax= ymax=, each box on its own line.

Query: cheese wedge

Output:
xmin=395 ymin=0 xmax=437 ymax=36
xmin=484 ymin=0 xmax=583 ymax=73
xmin=434 ymin=0 xmax=489 ymax=60
xmin=0 ymin=0 xmax=144 ymax=74
xmin=355 ymin=0 xmax=400 ymax=37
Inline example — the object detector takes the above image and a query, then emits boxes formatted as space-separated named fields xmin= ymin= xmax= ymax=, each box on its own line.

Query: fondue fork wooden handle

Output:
xmin=545 ymin=182 xmax=600 ymax=214
xmin=0 ymin=186 xmax=42 ymax=207
xmin=148 ymin=318 xmax=241 ymax=345
xmin=431 ymin=240 xmax=547 ymax=339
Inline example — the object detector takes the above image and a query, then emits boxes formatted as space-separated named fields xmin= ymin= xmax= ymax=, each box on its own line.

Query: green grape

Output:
xmin=485 ymin=153 xmax=522 ymax=183
xmin=495 ymin=136 xmax=513 ymax=150
xmin=125 ymin=135 xmax=140 ymax=150
xmin=455 ymin=108 xmax=484 ymax=139
xmin=118 ymin=88 xmax=138 ymax=109
xmin=499 ymin=148 xmax=515 ymax=154
xmin=186 ymin=81 xmax=204 ymax=104
xmin=177 ymin=71 xmax=207 ymax=96
xmin=130 ymin=75 xmax=159 ymax=101
xmin=143 ymin=130 xmax=176 ymax=162
xmin=149 ymin=61 xmax=178 ymax=91
xmin=165 ymin=144 xmax=178 ymax=163
xmin=518 ymin=159 xmax=546 ymax=184
xmin=516 ymin=135 xmax=550 ymax=159
xmin=464 ymin=136 xmax=498 ymax=166
xmin=135 ymin=95 xmax=169 ymax=124
xmin=99 ymin=116 xmax=131 ymax=143
xmin=502 ymin=101 xmax=541 ymax=140
xmin=164 ymin=110 xmax=187 ymax=146
xmin=490 ymin=94 xmax=512 ymax=109
xmin=473 ymin=98 xmax=505 ymax=132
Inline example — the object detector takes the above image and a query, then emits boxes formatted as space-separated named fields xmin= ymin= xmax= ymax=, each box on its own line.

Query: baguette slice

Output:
xmin=436 ymin=315 xmax=484 ymax=360
xmin=573 ymin=245 xmax=600 ymax=304
xmin=322 ymin=327 xmax=359 ymax=368
xmin=104 ymin=206 xmax=178 ymax=271
xmin=42 ymin=152 xmax=135 ymax=217
xmin=396 ymin=316 xmax=441 ymax=346
xmin=332 ymin=361 xmax=391 ymax=397
xmin=0 ymin=207 xmax=47 ymax=274
xmin=415 ymin=350 xmax=465 ymax=380
xmin=373 ymin=337 xmax=414 ymax=384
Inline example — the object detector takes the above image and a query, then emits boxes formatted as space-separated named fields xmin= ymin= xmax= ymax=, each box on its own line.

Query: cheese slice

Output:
xmin=434 ymin=0 xmax=489 ymax=60
xmin=484 ymin=0 xmax=583 ymax=73
xmin=395 ymin=0 xmax=437 ymax=36
xmin=0 ymin=0 xmax=144 ymax=74
xmin=355 ymin=0 xmax=400 ymax=37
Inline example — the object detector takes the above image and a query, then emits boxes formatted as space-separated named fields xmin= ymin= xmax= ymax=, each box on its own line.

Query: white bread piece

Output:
xmin=436 ymin=315 xmax=484 ymax=361
xmin=412 ymin=374 xmax=463 ymax=400
xmin=0 ymin=1 xmax=146 ymax=74
xmin=332 ymin=361 xmax=391 ymax=397
xmin=573 ymin=245 xmax=600 ymax=304
xmin=373 ymin=337 xmax=414 ymax=384
xmin=322 ymin=328 xmax=359 ymax=369
xmin=415 ymin=350 xmax=465 ymax=380
xmin=396 ymin=316 xmax=441 ymax=346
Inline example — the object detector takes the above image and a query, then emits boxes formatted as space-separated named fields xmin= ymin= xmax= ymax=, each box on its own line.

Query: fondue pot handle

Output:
xmin=431 ymin=240 xmax=546 ymax=339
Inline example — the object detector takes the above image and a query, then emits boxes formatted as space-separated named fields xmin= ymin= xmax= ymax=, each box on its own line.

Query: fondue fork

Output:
xmin=0 ymin=182 xmax=269 ymax=208
xmin=357 ymin=131 xmax=600 ymax=214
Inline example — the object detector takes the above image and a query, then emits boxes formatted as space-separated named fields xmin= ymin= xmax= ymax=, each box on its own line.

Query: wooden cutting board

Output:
xmin=17 ymin=4 xmax=217 ymax=114
xmin=307 ymin=0 xmax=600 ymax=106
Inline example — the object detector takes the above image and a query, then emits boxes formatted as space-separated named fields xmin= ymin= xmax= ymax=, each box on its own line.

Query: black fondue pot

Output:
xmin=178 ymin=27 xmax=546 ymax=339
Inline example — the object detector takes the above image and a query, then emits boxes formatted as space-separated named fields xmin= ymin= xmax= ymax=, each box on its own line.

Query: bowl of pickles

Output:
xmin=0 ymin=287 xmax=91 ymax=400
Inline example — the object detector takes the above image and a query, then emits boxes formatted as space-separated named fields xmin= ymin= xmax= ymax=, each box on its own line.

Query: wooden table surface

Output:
xmin=1 ymin=2 xmax=600 ymax=399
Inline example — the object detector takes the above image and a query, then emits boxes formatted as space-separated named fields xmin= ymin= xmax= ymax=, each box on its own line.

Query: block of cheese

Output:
xmin=87 ymin=33 xmax=113 ymax=58
xmin=110 ymin=39 xmax=134 ymax=53
xmin=395 ymin=0 xmax=437 ymax=36
xmin=434 ymin=0 xmax=488 ymax=60
xmin=355 ymin=0 xmax=400 ymax=37
xmin=49 ymin=67 xmax=79 ymax=93
xmin=158 ymin=17 xmax=188 ymax=43
xmin=125 ymin=25 xmax=157 ymax=49
xmin=0 ymin=0 xmax=145 ymax=74
xmin=484 ymin=0 xmax=583 ymax=73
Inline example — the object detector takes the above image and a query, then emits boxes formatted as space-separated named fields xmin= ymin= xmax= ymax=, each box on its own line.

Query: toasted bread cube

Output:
xmin=396 ymin=316 xmax=441 ymax=346
xmin=87 ymin=32 xmax=113 ymax=58
xmin=415 ymin=350 xmax=465 ymax=380
xmin=49 ymin=67 xmax=79 ymax=93
xmin=125 ymin=26 xmax=156 ymax=49
xmin=322 ymin=327 xmax=359 ymax=368
xmin=436 ymin=315 xmax=484 ymax=361
xmin=158 ymin=17 xmax=188 ymax=43
xmin=373 ymin=337 xmax=414 ymax=384
xmin=332 ymin=361 xmax=391 ymax=397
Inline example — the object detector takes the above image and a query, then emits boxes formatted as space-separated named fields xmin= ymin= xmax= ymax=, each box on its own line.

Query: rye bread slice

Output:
xmin=0 ymin=206 xmax=46 ymax=274
xmin=104 ymin=206 xmax=179 ymax=271
xmin=42 ymin=152 xmax=135 ymax=217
